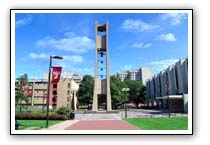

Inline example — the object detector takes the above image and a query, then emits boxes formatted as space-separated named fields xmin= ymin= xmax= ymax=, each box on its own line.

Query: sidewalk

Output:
xmin=44 ymin=120 xmax=79 ymax=130
xmin=65 ymin=120 xmax=138 ymax=130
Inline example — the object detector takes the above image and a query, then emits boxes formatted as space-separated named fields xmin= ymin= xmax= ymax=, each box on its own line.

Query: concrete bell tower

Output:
xmin=92 ymin=20 xmax=112 ymax=112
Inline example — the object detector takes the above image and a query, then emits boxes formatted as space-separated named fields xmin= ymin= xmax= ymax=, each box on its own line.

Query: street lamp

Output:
xmin=122 ymin=87 xmax=129 ymax=118
xmin=46 ymin=55 xmax=63 ymax=128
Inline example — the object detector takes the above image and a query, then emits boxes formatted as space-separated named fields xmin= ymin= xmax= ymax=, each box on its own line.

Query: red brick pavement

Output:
xmin=65 ymin=120 xmax=138 ymax=130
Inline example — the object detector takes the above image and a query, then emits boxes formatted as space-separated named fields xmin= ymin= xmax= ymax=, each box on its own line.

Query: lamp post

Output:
xmin=122 ymin=88 xmax=129 ymax=118
xmin=46 ymin=55 xmax=63 ymax=128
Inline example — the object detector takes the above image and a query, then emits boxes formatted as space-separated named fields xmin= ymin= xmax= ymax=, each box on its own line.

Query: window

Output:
xmin=67 ymin=90 xmax=70 ymax=95
xmin=53 ymin=90 xmax=57 ymax=95
xmin=53 ymin=84 xmax=57 ymax=88
xmin=68 ymin=83 xmax=70 ymax=88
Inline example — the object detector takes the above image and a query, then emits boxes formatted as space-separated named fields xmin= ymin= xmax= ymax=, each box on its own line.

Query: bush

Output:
xmin=15 ymin=112 xmax=68 ymax=120
xmin=56 ymin=107 xmax=70 ymax=115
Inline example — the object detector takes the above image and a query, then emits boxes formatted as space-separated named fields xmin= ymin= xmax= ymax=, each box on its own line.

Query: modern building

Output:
xmin=72 ymin=74 xmax=83 ymax=84
xmin=117 ymin=71 xmax=128 ymax=81
xmin=117 ymin=67 xmax=152 ymax=86
xmin=140 ymin=67 xmax=152 ymax=85
xmin=146 ymin=58 xmax=188 ymax=113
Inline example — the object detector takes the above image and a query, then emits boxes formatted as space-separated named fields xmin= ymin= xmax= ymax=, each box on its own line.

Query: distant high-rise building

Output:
xmin=117 ymin=71 xmax=128 ymax=81
xmin=117 ymin=67 xmax=152 ymax=85
xmin=140 ymin=67 xmax=152 ymax=86
xmin=72 ymin=74 xmax=83 ymax=84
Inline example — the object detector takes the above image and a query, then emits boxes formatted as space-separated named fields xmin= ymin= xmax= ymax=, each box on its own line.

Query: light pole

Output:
xmin=46 ymin=55 xmax=63 ymax=128
xmin=122 ymin=88 xmax=129 ymax=118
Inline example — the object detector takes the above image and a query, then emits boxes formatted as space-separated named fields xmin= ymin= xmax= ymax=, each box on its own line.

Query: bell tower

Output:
xmin=92 ymin=21 xmax=112 ymax=112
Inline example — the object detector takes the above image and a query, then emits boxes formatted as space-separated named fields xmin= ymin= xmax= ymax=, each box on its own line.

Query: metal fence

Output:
xmin=120 ymin=109 xmax=188 ymax=119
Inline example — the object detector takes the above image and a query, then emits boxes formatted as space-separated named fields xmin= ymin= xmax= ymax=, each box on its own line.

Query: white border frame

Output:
xmin=11 ymin=9 xmax=193 ymax=135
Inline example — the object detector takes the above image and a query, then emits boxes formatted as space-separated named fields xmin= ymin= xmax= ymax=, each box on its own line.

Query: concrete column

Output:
xmin=106 ymin=21 xmax=112 ymax=111
xmin=31 ymin=80 xmax=35 ymax=106
xmin=175 ymin=60 xmax=184 ymax=94
xmin=146 ymin=80 xmax=150 ymax=107
xmin=92 ymin=21 xmax=98 ymax=112
xmin=182 ymin=59 xmax=188 ymax=94
xmin=150 ymin=79 xmax=154 ymax=107
xmin=160 ymin=71 xmax=167 ymax=108
xmin=166 ymin=65 xmax=177 ymax=95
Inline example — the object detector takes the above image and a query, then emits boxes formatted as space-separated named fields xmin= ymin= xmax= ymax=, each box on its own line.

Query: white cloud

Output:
xmin=29 ymin=53 xmax=48 ymax=59
xmin=29 ymin=53 xmax=83 ymax=64
xmin=131 ymin=42 xmax=152 ymax=48
xmin=61 ymin=64 xmax=94 ymax=75
xmin=161 ymin=13 xmax=186 ymax=25
xmin=156 ymin=33 xmax=176 ymax=41
xmin=150 ymin=59 xmax=179 ymax=73
xmin=28 ymin=52 xmax=91 ymax=75
xmin=63 ymin=55 xmax=83 ymax=64
xmin=123 ymin=65 xmax=132 ymax=70
xmin=16 ymin=15 xmax=32 ymax=27
xmin=36 ymin=34 xmax=95 ymax=53
xmin=120 ymin=65 xmax=137 ymax=71
xmin=121 ymin=19 xmax=159 ymax=32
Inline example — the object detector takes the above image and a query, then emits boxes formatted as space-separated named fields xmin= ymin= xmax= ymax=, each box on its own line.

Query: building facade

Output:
xmin=145 ymin=58 xmax=188 ymax=113
xmin=117 ymin=67 xmax=152 ymax=86
xmin=16 ymin=78 xmax=79 ymax=110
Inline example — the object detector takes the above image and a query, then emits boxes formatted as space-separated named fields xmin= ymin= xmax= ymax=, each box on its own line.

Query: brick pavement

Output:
xmin=65 ymin=120 xmax=138 ymax=130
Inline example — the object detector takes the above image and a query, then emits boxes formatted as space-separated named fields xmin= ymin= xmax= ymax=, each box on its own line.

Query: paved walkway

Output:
xmin=44 ymin=120 xmax=79 ymax=130
xmin=65 ymin=120 xmax=138 ymax=130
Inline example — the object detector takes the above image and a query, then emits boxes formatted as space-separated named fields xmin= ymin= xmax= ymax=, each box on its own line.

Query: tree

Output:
xmin=134 ymin=86 xmax=146 ymax=108
xmin=124 ymin=80 xmax=142 ymax=105
xmin=77 ymin=75 xmax=94 ymax=107
xmin=15 ymin=74 xmax=30 ymax=112
xmin=110 ymin=75 xmax=126 ymax=109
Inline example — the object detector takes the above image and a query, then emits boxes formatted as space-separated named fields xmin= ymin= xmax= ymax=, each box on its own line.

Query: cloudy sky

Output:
xmin=15 ymin=11 xmax=188 ymax=79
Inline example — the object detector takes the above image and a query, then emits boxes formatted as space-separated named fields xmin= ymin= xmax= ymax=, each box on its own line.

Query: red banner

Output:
xmin=51 ymin=67 xmax=62 ymax=83
xmin=28 ymin=89 xmax=33 ymax=97
xmin=21 ymin=83 xmax=26 ymax=93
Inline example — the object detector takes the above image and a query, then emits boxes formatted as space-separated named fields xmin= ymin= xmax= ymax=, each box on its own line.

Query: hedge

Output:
xmin=15 ymin=112 xmax=68 ymax=120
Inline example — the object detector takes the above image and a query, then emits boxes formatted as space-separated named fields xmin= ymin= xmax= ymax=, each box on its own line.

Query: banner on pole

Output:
xmin=21 ymin=83 xmax=26 ymax=93
xmin=28 ymin=88 xmax=33 ymax=97
xmin=51 ymin=67 xmax=62 ymax=83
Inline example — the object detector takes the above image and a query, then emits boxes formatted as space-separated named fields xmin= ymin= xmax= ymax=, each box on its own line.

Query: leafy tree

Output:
xmin=134 ymin=86 xmax=146 ymax=108
xmin=124 ymin=80 xmax=142 ymax=104
xmin=110 ymin=75 xmax=126 ymax=109
xmin=77 ymin=75 xmax=94 ymax=107
xmin=15 ymin=74 xmax=30 ymax=112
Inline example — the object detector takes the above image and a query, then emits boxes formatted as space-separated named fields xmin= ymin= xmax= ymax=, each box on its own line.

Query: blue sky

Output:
xmin=15 ymin=12 xmax=188 ymax=79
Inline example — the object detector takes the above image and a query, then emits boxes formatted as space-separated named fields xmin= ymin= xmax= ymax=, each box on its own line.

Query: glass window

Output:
xmin=53 ymin=90 xmax=57 ymax=95
xmin=53 ymin=84 xmax=57 ymax=88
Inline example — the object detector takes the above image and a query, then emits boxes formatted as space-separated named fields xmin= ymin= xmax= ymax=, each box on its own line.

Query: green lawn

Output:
xmin=17 ymin=120 xmax=63 ymax=130
xmin=124 ymin=117 xmax=188 ymax=130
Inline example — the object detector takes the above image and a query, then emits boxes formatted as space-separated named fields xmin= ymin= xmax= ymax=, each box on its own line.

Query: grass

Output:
xmin=17 ymin=120 xmax=63 ymax=130
xmin=124 ymin=117 xmax=188 ymax=130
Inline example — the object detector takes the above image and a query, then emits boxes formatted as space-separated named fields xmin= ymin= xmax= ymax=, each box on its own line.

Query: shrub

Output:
xmin=56 ymin=107 xmax=70 ymax=115
xmin=15 ymin=112 xmax=68 ymax=120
